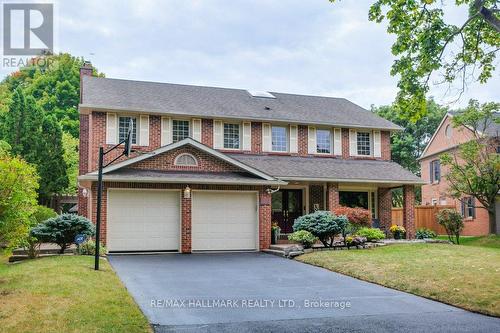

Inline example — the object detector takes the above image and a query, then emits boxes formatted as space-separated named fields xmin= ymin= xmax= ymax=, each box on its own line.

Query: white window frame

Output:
xmin=172 ymin=119 xmax=191 ymax=143
xmin=118 ymin=115 xmax=138 ymax=145
xmin=271 ymin=125 xmax=288 ymax=152
xmin=315 ymin=128 xmax=332 ymax=154
xmin=356 ymin=131 xmax=372 ymax=156
xmin=174 ymin=153 xmax=198 ymax=167
xmin=223 ymin=122 xmax=241 ymax=150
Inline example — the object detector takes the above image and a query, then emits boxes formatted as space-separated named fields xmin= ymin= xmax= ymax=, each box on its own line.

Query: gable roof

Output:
xmin=94 ymin=138 xmax=282 ymax=182
xmin=79 ymin=76 xmax=402 ymax=131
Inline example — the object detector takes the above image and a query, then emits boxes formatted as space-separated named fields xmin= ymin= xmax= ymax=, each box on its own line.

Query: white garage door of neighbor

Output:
xmin=107 ymin=190 xmax=180 ymax=252
xmin=192 ymin=191 xmax=258 ymax=251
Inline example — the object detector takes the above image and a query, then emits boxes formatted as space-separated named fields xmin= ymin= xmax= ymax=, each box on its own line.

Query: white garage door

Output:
xmin=192 ymin=191 xmax=258 ymax=251
xmin=107 ymin=190 xmax=180 ymax=252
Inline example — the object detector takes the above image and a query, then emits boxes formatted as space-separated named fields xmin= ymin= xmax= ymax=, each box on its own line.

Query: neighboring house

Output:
xmin=419 ymin=112 xmax=500 ymax=236
xmin=77 ymin=62 xmax=423 ymax=253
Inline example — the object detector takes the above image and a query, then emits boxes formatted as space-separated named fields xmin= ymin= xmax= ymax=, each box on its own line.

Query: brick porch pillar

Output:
xmin=181 ymin=193 xmax=192 ymax=253
xmin=403 ymin=185 xmax=416 ymax=239
xmin=326 ymin=182 xmax=340 ymax=212
xmin=259 ymin=190 xmax=272 ymax=250
xmin=378 ymin=188 xmax=392 ymax=232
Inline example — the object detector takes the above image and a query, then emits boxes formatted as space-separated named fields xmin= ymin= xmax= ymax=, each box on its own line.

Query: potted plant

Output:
xmin=271 ymin=222 xmax=281 ymax=244
xmin=389 ymin=225 xmax=406 ymax=239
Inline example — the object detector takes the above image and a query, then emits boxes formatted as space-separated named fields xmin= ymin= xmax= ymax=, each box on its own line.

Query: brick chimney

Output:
xmin=79 ymin=61 xmax=93 ymax=103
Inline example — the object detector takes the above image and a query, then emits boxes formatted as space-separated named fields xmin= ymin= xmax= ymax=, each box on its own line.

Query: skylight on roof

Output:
xmin=247 ymin=90 xmax=276 ymax=99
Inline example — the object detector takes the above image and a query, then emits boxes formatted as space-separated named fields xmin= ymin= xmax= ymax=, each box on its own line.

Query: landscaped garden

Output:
xmin=0 ymin=255 xmax=151 ymax=333
xmin=297 ymin=243 xmax=500 ymax=317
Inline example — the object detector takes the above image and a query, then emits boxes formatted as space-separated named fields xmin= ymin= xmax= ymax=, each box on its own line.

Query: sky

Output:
xmin=1 ymin=0 xmax=499 ymax=109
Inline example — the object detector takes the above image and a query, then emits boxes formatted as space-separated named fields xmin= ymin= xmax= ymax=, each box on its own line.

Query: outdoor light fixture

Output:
xmin=184 ymin=185 xmax=191 ymax=199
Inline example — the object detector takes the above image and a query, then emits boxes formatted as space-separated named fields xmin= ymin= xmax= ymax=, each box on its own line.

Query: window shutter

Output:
xmin=429 ymin=161 xmax=433 ymax=183
xmin=471 ymin=197 xmax=476 ymax=218
xmin=139 ymin=115 xmax=149 ymax=146
xmin=436 ymin=161 xmax=441 ymax=181
xmin=460 ymin=199 xmax=465 ymax=217
xmin=262 ymin=123 xmax=272 ymax=152
xmin=333 ymin=128 xmax=342 ymax=155
xmin=106 ymin=113 xmax=117 ymax=144
xmin=373 ymin=130 xmax=381 ymax=157
xmin=213 ymin=120 xmax=223 ymax=149
xmin=349 ymin=129 xmax=357 ymax=156
xmin=308 ymin=126 xmax=316 ymax=154
xmin=192 ymin=118 xmax=202 ymax=142
xmin=161 ymin=117 xmax=172 ymax=146
xmin=242 ymin=122 xmax=251 ymax=151
xmin=289 ymin=125 xmax=298 ymax=153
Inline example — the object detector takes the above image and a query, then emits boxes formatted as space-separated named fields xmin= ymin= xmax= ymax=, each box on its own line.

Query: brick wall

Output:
xmin=90 ymin=182 xmax=270 ymax=252
xmin=381 ymin=131 xmax=391 ymax=160
xmin=251 ymin=122 xmax=262 ymax=153
xmin=298 ymin=125 xmax=308 ymax=156
xmin=201 ymin=118 xmax=213 ymax=146
xmin=326 ymin=183 xmax=340 ymax=212
xmin=309 ymin=184 xmax=325 ymax=211
xmin=403 ymin=185 xmax=416 ymax=239
xmin=378 ymin=188 xmax=392 ymax=231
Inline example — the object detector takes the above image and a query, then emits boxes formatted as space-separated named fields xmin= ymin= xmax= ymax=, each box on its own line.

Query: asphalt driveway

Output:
xmin=109 ymin=252 xmax=500 ymax=333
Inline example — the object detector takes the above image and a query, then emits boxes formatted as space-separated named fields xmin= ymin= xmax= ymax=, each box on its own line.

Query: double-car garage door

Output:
xmin=107 ymin=189 xmax=258 ymax=252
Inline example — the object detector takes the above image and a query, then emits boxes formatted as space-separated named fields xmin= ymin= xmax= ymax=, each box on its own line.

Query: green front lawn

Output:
xmin=0 ymin=255 xmax=151 ymax=333
xmin=297 ymin=244 xmax=500 ymax=316
xmin=436 ymin=235 xmax=500 ymax=249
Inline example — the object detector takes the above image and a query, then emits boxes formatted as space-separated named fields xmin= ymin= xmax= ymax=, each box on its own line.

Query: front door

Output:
xmin=272 ymin=189 xmax=303 ymax=233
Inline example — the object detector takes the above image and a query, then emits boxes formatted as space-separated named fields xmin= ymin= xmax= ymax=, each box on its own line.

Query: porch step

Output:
xmin=265 ymin=244 xmax=305 ymax=258
xmin=262 ymin=249 xmax=287 ymax=257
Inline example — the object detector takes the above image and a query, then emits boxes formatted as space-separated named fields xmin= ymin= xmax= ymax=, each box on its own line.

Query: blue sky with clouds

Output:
xmin=2 ymin=0 xmax=499 ymax=109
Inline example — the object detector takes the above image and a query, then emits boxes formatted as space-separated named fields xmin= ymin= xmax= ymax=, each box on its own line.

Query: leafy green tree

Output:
xmin=331 ymin=0 xmax=500 ymax=119
xmin=440 ymin=100 xmax=500 ymax=234
xmin=37 ymin=115 xmax=69 ymax=204
xmin=62 ymin=132 xmax=79 ymax=195
xmin=0 ymin=144 xmax=39 ymax=250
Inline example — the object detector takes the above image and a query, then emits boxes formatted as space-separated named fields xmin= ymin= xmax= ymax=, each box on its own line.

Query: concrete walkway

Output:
xmin=109 ymin=252 xmax=500 ymax=332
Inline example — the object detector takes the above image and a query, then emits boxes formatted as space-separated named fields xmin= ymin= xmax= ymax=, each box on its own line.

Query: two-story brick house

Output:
xmin=419 ymin=112 xmax=500 ymax=236
xmin=77 ymin=62 xmax=422 ymax=253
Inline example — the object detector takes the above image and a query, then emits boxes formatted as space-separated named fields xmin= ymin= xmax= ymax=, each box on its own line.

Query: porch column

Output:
xmin=181 ymin=192 xmax=192 ymax=253
xmin=378 ymin=188 xmax=392 ymax=232
xmin=326 ymin=182 xmax=340 ymax=212
xmin=259 ymin=190 xmax=272 ymax=250
xmin=403 ymin=185 xmax=416 ymax=239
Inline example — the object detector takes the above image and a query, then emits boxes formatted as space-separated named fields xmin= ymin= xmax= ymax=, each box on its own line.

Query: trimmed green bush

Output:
xmin=293 ymin=211 xmax=348 ymax=247
xmin=356 ymin=227 xmax=385 ymax=242
xmin=436 ymin=209 xmax=463 ymax=244
xmin=288 ymin=230 xmax=318 ymax=248
xmin=416 ymin=228 xmax=437 ymax=239
xmin=77 ymin=240 xmax=106 ymax=256
xmin=30 ymin=214 xmax=95 ymax=253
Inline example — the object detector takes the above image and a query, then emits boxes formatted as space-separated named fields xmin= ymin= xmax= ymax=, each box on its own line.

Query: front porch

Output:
xmin=271 ymin=182 xmax=416 ymax=239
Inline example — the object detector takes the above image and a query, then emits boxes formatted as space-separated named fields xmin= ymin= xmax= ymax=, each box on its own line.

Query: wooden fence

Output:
xmin=391 ymin=205 xmax=456 ymax=234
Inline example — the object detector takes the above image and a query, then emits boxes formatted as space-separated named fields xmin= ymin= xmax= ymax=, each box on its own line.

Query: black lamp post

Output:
xmin=95 ymin=121 xmax=133 ymax=270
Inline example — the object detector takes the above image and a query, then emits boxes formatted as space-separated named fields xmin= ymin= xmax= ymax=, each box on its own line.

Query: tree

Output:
xmin=293 ymin=211 xmax=349 ymax=247
xmin=436 ymin=208 xmax=465 ymax=244
xmin=30 ymin=214 xmax=95 ymax=254
xmin=0 ymin=143 xmax=39 ymax=250
xmin=331 ymin=0 xmax=500 ymax=119
xmin=37 ymin=115 xmax=69 ymax=204
xmin=62 ymin=132 xmax=79 ymax=195
xmin=440 ymin=100 xmax=500 ymax=234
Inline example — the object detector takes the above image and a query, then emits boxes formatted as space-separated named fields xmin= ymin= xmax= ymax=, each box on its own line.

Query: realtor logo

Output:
xmin=2 ymin=3 xmax=53 ymax=55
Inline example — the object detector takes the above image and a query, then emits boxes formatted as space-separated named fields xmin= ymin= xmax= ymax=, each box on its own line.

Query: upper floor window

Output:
xmin=223 ymin=123 xmax=240 ymax=149
xmin=357 ymin=132 xmax=371 ymax=156
xmin=272 ymin=126 xmax=288 ymax=152
xmin=461 ymin=197 xmax=475 ymax=219
xmin=316 ymin=129 xmax=331 ymax=154
xmin=445 ymin=124 xmax=452 ymax=138
xmin=174 ymin=153 xmax=198 ymax=166
xmin=119 ymin=116 xmax=137 ymax=144
xmin=430 ymin=159 xmax=440 ymax=183
xmin=173 ymin=120 xmax=190 ymax=142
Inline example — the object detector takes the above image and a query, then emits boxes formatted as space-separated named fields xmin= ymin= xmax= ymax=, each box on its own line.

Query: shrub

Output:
xmin=77 ymin=240 xmax=106 ymax=256
xmin=30 ymin=214 xmax=95 ymax=253
xmin=24 ymin=205 xmax=57 ymax=258
xmin=332 ymin=207 xmax=371 ymax=229
xmin=345 ymin=236 xmax=367 ymax=248
xmin=356 ymin=227 xmax=385 ymax=242
xmin=389 ymin=225 xmax=406 ymax=239
xmin=288 ymin=230 xmax=318 ymax=248
xmin=293 ymin=211 xmax=348 ymax=247
xmin=436 ymin=209 xmax=464 ymax=244
xmin=416 ymin=228 xmax=437 ymax=239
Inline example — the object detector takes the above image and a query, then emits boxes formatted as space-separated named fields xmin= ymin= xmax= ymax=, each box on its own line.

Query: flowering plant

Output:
xmin=389 ymin=225 xmax=405 ymax=233
xmin=271 ymin=222 xmax=281 ymax=232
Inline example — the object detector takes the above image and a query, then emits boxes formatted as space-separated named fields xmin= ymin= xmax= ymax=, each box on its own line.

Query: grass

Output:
xmin=436 ymin=235 xmax=500 ymax=249
xmin=0 ymin=255 xmax=152 ymax=333
xmin=297 ymin=243 xmax=500 ymax=317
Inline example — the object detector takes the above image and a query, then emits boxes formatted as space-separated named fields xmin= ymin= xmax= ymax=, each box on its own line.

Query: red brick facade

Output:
xmin=309 ymin=184 xmax=325 ymax=211
xmin=378 ymin=188 xmax=392 ymax=231
xmin=326 ymin=183 xmax=340 ymax=212
xmin=403 ymin=185 xmax=416 ymax=239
